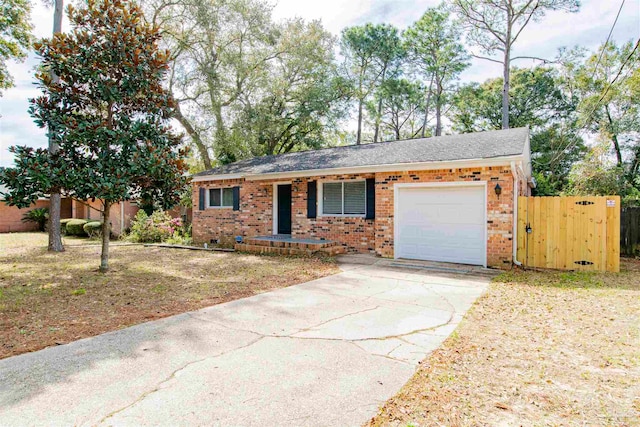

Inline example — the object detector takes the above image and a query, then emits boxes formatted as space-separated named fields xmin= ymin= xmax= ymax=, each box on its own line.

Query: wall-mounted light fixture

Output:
xmin=494 ymin=183 xmax=502 ymax=198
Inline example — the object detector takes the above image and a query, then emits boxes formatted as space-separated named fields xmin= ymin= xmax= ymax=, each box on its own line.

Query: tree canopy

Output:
xmin=0 ymin=0 xmax=32 ymax=94
xmin=1 ymin=0 xmax=189 ymax=271
xmin=3 ymin=0 xmax=638 ymax=208
xmin=404 ymin=4 xmax=468 ymax=136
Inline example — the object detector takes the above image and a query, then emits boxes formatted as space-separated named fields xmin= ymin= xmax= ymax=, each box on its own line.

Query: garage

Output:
xmin=394 ymin=184 xmax=486 ymax=266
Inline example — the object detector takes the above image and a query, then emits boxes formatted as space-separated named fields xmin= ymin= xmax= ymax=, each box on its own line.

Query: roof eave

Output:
xmin=191 ymin=154 xmax=525 ymax=182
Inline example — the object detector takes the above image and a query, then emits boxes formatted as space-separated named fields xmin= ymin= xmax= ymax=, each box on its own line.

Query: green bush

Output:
xmin=22 ymin=208 xmax=49 ymax=231
xmin=60 ymin=218 xmax=74 ymax=234
xmin=83 ymin=221 xmax=104 ymax=238
xmin=127 ymin=210 xmax=189 ymax=243
xmin=66 ymin=219 xmax=89 ymax=236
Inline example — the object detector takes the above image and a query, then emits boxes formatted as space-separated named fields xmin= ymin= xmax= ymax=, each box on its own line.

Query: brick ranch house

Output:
xmin=0 ymin=185 xmax=139 ymax=235
xmin=192 ymin=127 xmax=534 ymax=268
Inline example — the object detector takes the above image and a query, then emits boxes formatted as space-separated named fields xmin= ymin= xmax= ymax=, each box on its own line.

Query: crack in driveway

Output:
xmin=101 ymin=300 xmax=445 ymax=419
xmin=98 ymin=336 xmax=266 ymax=424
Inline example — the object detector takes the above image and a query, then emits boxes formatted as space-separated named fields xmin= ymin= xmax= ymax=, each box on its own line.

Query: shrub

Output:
xmin=22 ymin=208 xmax=49 ymax=231
xmin=60 ymin=218 xmax=74 ymax=234
xmin=66 ymin=219 xmax=89 ymax=236
xmin=127 ymin=210 xmax=189 ymax=243
xmin=83 ymin=221 xmax=104 ymax=238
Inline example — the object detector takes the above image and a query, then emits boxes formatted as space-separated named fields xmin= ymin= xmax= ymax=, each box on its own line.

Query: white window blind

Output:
xmin=323 ymin=182 xmax=343 ymax=215
xmin=322 ymin=181 xmax=366 ymax=216
xmin=344 ymin=181 xmax=366 ymax=214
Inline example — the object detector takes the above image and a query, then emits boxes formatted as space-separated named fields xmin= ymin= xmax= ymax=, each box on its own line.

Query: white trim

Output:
xmin=393 ymin=181 xmax=488 ymax=268
xmin=206 ymin=187 xmax=234 ymax=209
xmin=272 ymin=181 xmax=291 ymax=235
xmin=523 ymin=130 xmax=533 ymax=178
xmin=511 ymin=161 xmax=522 ymax=266
xmin=318 ymin=179 xmax=367 ymax=218
xmin=191 ymin=155 xmax=525 ymax=182
xmin=192 ymin=173 xmax=244 ymax=182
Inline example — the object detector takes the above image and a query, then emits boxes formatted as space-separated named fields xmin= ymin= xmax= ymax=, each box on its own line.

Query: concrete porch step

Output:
xmin=235 ymin=243 xmax=347 ymax=257
xmin=244 ymin=236 xmax=338 ymax=251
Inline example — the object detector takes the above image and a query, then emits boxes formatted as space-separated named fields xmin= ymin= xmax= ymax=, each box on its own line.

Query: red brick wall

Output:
xmin=0 ymin=200 xmax=51 ymax=233
xmin=292 ymin=175 xmax=376 ymax=253
xmin=192 ymin=165 xmax=517 ymax=267
xmin=192 ymin=178 xmax=266 ymax=246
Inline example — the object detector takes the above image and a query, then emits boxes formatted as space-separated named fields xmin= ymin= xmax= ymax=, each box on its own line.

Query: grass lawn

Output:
xmin=0 ymin=232 xmax=339 ymax=359
xmin=368 ymin=259 xmax=640 ymax=426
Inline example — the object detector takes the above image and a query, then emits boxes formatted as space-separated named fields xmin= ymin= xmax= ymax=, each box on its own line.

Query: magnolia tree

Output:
xmin=0 ymin=0 xmax=189 ymax=272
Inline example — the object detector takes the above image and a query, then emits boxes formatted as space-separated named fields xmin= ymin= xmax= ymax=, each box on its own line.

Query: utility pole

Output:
xmin=47 ymin=0 xmax=64 ymax=252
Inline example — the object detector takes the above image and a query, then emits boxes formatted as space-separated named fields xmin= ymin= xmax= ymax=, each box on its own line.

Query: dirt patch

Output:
xmin=367 ymin=259 xmax=640 ymax=426
xmin=0 ymin=233 xmax=339 ymax=359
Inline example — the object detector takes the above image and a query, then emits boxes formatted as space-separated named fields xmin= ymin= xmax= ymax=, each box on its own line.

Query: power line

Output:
xmin=532 ymin=38 xmax=639 ymax=167
xmin=591 ymin=38 xmax=639 ymax=109
xmin=591 ymin=0 xmax=626 ymax=81
xmin=532 ymin=0 xmax=631 ymax=168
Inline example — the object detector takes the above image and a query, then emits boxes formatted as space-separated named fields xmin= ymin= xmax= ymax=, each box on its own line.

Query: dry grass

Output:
xmin=367 ymin=259 xmax=640 ymax=427
xmin=0 ymin=232 xmax=339 ymax=359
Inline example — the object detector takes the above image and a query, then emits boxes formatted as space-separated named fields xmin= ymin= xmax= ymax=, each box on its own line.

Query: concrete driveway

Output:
xmin=0 ymin=257 xmax=489 ymax=426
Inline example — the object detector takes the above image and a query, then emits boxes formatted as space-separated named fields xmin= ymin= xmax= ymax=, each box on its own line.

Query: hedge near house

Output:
xmin=83 ymin=221 xmax=104 ymax=238
xmin=65 ymin=219 xmax=88 ymax=236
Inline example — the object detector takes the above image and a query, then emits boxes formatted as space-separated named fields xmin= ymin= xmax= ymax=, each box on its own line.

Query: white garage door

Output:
xmin=395 ymin=185 xmax=486 ymax=266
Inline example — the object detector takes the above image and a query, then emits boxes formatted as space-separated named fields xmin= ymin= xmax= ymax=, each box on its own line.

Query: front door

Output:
xmin=277 ymin=184 xmax=292 ymax=234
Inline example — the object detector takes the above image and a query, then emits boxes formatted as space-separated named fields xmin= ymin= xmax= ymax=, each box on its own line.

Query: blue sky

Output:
xmin=1 ymin=0 xmax=638 ymax=167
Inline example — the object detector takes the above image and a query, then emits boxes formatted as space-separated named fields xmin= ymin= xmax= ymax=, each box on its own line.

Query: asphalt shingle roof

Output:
xmin=195 ymin=127 xmax=529 ymax=178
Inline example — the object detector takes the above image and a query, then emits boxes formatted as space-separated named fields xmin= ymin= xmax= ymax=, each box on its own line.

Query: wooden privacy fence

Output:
xmin=621 ymin=207 xmax=640 ymax=257
xmin=516 ymin=196 xmax=620 ymax=272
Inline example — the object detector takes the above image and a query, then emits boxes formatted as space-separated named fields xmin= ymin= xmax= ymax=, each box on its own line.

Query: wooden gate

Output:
xmin=516 ymin=196 xmax=620 ymax=272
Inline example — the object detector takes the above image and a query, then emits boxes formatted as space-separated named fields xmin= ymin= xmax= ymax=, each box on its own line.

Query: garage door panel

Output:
xmin=396 ymin=186 xmax=486 ymax=266
xmin=406 ymin=187 xmax=484 ymax=205
xmin=402 ymin=208 xmax=484 ymax=225
xmin=397 ymin=223 xmax=484 ymax=241
xmin=397 ymin=246 xmax=483 ymax=265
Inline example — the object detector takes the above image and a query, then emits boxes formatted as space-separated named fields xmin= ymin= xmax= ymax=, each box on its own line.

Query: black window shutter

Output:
xmin=198 ymin=187 xmax=205 ymax=210
xmin=365 ymin=178 xmax=375 ymax=219
xmin=307 ymin=181 xmax=317 ymax=218
xmin=232 ymin=186 xmax=240 ymax=211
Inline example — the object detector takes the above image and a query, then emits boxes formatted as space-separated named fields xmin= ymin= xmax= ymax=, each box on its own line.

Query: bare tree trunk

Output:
xmin=421 ymin=75 xmax=434 ymax=138
xmin=605 ymin=105 xmax=623 ymax=166
xmin=502 ymin=49 xmax=510 ymax=129
xmin=435 ymin=79 xmax=442 ymax=137
xmin=100 ymin=201 xmax=111 ymax=273
xmin=47 ymin=0 xmax=64 ymax=253
xmin=214 ymin=103 xmax=233 ymax=160
xmin=174 ymin=105 xmax=212 ymax=169
xmin=373 ymin=96 xmax=382 ymax=143
xmin=356 ymin=98 xmax=363 ymax=145
xmin=502 ymin=25 xmax=512 ymax=129
xmin=373 ymin=68 xmax=387 ymax=143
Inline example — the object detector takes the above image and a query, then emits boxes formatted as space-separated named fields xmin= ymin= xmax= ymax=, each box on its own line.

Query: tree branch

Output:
xmin=510 ymin=55 xmax=553 ymax=63
xmin=471 ymin=53 xmax=503 ymax=64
